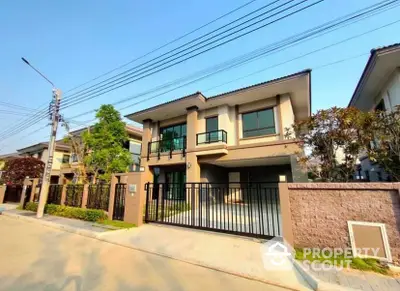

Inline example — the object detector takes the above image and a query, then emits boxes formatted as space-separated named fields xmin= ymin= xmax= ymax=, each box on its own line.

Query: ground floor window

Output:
xmin=166 ymin=171 xmax=186 ymax=200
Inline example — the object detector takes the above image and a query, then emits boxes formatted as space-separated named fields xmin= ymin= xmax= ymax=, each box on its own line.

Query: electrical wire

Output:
xmin=61 ymin=0 xmax=320 ymax=108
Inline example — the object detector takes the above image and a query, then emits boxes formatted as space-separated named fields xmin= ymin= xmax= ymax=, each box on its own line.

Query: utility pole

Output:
xmin=21 ymin=57 xmax=60 ymax=218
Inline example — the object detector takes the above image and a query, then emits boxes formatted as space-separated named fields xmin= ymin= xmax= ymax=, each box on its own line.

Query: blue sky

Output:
xmin=0 ymin=0 xmax=399 ymax=154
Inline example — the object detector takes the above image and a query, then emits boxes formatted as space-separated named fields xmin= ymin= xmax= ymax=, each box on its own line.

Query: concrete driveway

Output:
xmin=0 ymin=216 xmax=290 ymax=291
xmin=101 ymin=224 xmax=312 ymax=291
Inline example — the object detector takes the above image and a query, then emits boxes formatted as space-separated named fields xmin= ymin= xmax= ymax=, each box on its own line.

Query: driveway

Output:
xmin=0 ymin=216 xmax=289 ymax=291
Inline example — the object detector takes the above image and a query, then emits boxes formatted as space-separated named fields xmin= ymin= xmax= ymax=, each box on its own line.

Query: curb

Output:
xmin=292 ymin=260 xmax=359 ymax=291
xmin=2 ymin=212 xmax=101 ymax=239
xmin=3 ymin=212 xmax=311 ymax=291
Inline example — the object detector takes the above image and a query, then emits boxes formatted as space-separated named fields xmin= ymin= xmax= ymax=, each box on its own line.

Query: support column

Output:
xmin=19 ymin=178 xmax=33 ymax=208
xmin=186 ymin=106 xmax=200 ymax=183
xmin=140 ymin=119 xmax=154 ymax=184
xmin=108 ymin=175 xmax=118 ymax=220
xmin=278 ymin=182 xmax=294 ymax=246
xmin=123 ymin=172 xmax=146 ymax=226
xmin=81 ymin=184 xmax=89 ymax=208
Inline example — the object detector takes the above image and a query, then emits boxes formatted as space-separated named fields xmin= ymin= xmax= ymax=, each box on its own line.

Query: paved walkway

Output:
xmin=100 ymin=223 xmax=312 ymax=290
xmin=307 ymin=262 xmax=400 ymax=291
xmin=0 ymin=215 xmax=289 ymax=291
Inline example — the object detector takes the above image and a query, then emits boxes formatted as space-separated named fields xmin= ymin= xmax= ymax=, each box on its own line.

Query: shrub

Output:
xmin=23 ymin=203 xmax=107 ymax=222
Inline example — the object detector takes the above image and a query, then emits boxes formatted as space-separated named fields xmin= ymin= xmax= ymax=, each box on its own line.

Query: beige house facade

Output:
xmin=349 ymin=43 xmax=400 ymax=181
xmin=126 ymin=70 xmax=311 ymax=186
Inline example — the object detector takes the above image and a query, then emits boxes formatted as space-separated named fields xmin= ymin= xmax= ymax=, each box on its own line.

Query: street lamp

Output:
xmin=21 ymin=57 xmax=62 ymax=218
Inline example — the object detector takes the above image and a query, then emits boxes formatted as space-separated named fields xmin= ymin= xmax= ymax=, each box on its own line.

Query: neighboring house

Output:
xmin=16 ymin=141 xmax=71 ymax=184
xmin=348 ymin=43 xmax=400 ymax=181
xmin=126 ymin=70 xmax=311 ymax=188
xmin=60 ymin=124 xmax=143 ymax=183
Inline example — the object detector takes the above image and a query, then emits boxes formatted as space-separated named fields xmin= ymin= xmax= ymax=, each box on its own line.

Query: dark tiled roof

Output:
xmin=348 ymin=43 xmax=400 ymax=107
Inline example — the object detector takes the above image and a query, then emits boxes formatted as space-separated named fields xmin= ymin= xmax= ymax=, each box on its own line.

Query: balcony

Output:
xmin=196 ymin=130 xmax=227 ymax=145
xmin=147 ymin=136 xmax=186 ymax=160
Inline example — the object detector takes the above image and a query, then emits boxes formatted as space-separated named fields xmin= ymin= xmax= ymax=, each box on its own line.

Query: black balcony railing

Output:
xmin=196 ymin=130 xmax=227 ymax=145
xmin=147 ymin=136 xmax=186 ymax=160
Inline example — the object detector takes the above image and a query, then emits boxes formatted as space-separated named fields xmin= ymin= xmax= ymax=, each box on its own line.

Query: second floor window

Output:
xmin=242 ymin=108 xmax=275 ymax=138
xmin=62 ymin=154 xmax=70 ymax=164
xmin=206 ymin=116 xmax=218 ymax=142
xmin=159 ymin=123 xmax=186 ymax=151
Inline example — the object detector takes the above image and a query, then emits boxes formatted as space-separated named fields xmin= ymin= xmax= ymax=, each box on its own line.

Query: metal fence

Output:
xmin=4 ymin=184 xmax=23 ymax=203
xmin=47 ymin=184 xmax=63 ymax=205
xmin=87 ymin=184 xmax=110 ymax=211
xmin=65 ymin=184 xmax=84 ymax=207
xmin=145 ymin=182 xmax=281 ymax=239
xmin=113 ymin=183 xmax=126 ymax=220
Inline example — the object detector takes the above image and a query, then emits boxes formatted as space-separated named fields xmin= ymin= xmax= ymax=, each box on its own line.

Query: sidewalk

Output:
xmin=2 ymin=208 xmax=113 ymax=238
xmin=306 ymin=262 xmax=400 ymax=291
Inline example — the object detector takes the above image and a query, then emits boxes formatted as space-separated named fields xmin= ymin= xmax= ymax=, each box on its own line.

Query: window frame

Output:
xmin=62 ymin=154 xmax=70 ymax=164
xmin=242 ymin=107 xmax=276 ymax=138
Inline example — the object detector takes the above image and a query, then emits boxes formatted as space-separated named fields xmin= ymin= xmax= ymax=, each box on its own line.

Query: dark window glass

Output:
xmin=160 ymin=123 xmax=186 ymax=152
xmin=375 ymin=99 xmax=385 ymax=111
xmin=62 ymin=154 xmax=70 ymax=164
xmin=206 ymin=117 xmax=219 ymax=142
xmin=242 ymin=108 xmax=275 ymax=138
xmin=206 ymin=117 xmax=218 ymax=132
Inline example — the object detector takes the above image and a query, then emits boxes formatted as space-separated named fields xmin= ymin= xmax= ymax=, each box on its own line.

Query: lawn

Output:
xmin=96 ymin=219 xmax=136 ymax=229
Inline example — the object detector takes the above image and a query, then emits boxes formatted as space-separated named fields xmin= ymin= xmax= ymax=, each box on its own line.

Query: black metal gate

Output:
xmin=87 ymin=184 xmax=110 ymax=211
xmin=65 ymin=184 xmax=84 ymax=207
xmin=144 ymin=182 xmax=281 ymax=239
xmin=4 ymin=185 xmax=23 ymax=203
xmin=113 ymin=183 xmax=126 ymax=220
xmin=48 ymin=184 xmax=63 ymax=205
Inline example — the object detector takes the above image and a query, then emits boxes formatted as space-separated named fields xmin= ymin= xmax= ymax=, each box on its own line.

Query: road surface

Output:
xmin=0 ymin=216 xmax=288 ymax=291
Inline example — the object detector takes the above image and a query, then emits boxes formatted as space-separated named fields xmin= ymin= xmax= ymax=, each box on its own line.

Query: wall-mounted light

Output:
xmin=187 ymin=162 xmax=192 ymax=169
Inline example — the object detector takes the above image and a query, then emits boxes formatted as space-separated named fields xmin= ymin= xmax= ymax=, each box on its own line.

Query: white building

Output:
xmin=349 ymin=43 xmax=400 ymax=181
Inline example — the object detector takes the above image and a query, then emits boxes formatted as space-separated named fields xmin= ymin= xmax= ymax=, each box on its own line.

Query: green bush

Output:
xmin=23 ymin=202 xmax=107 ymax=222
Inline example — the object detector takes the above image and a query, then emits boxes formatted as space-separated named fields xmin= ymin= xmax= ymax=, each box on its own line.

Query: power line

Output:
xmin=64 ymin=0 xmax=259 ymax=94
xmin=60 ymin=0 xmax=322 ymax=108
xmin=62 ymin=0 xmax=292 ymax=102
xmin=0 ymin=101 xmax=37 ymax=113
xmin=66 ymin=0 xmax=400 ymax=120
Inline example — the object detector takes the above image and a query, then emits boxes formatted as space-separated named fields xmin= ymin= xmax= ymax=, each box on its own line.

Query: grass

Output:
xmin=97 ymin=219 xmax=136 ymax=229
xmin=295 ymin=248 xmax=389 ymax=275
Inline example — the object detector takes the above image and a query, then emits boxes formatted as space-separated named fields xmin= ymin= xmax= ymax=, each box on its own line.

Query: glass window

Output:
xmin=206 ymin=117 xmax=218 ymax=132
xmin=62 ymin=154 xmax=70 ymax=164
xmin=242 ymin=108 xmax=275 ymax=138
xmin=161 ymin=123 xmax=186 ymax=139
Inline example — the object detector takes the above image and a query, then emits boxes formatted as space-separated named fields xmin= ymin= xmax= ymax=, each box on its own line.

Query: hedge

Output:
xmin=25 ymin=202 xmax=107 ymax=222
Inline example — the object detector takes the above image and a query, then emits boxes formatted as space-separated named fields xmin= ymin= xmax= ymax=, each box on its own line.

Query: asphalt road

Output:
xmin=0 ymin=216 xmax=287 ymax=291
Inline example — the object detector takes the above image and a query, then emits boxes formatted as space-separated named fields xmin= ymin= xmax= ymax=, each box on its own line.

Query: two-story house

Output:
xmin=60 ymin=124 xmax=143 ymax=183
xmin=126 ymin=70 xmax=311 ymax=189
xmin=16 ymin=141 xmax=72 ymax=184
xmin=349 ymin=43 xmax=400 ymax=181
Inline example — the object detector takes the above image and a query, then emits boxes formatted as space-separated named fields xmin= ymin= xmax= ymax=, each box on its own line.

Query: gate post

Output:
xmin=108 ymin=175 xmax=118 ymax=220
xmin=278 ymin=182 xmax=294 ymax=246
xmin=60 ymin=184 xmax=67 ymax=205
xmin=81 ymin=184 xmax=89 ymax=208
xmin=0 ymin=184 xmax=6 ymax=204
xmin=19 ymin=178 xmax=32 ymax=208
xmin=30 ymin=179 xmax=39 ymax=202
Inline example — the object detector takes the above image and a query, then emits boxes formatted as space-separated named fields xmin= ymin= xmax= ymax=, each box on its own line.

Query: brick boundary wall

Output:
xmin=287 ymin=183 xmax=400 ymax=263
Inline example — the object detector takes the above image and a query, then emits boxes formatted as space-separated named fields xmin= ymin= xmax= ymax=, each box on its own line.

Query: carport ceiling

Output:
xmin=202 ymin=156 xmax=291 ymax=167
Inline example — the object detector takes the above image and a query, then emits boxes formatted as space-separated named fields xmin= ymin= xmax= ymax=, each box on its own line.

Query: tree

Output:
xmin=82 ymin=104 xmax=132 ymax=182
xmin=290 ymin=107 xmax=365 ymax=182
xmin=62 ymin=121 xmax=90 ymax=184
xmin=362 ymin=106 xmax=400 ymax=181
xmin=3 ymin=157 xmax=45 ymax=184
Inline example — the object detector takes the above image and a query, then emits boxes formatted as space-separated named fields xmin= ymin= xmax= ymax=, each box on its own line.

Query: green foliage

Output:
xmin=97 ymin=219 xmax=136 ymax=229
xmin=3 ymin=157 xmax=45 ymax=184
xmin=291 ymin=107 xmax=365 ymax=182
xmin=24 ymin=202 xmax=107 ymax=222
xmin=361 ymin=106 xmax=400 ymax=181
xmin=82 ymin=104 xmax=132 ymax=182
